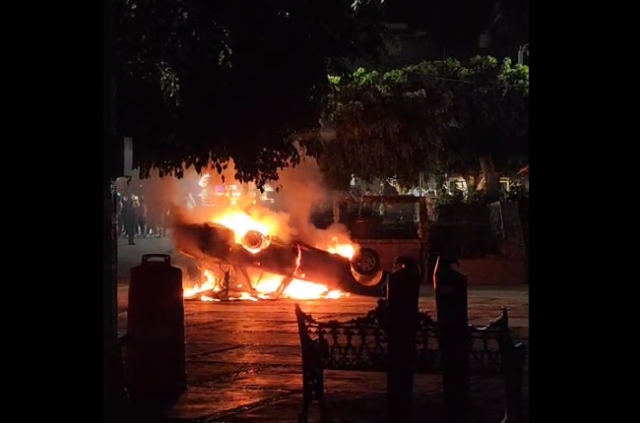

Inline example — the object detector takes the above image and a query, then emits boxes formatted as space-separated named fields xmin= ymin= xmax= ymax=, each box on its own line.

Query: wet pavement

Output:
xmin=119 ymin=288 xmax=528 ymax=423
xmin=117 ymin=239 xmax=529 ymax=422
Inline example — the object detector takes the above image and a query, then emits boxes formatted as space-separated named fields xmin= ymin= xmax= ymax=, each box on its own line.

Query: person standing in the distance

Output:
xmin=121 ymin=198 xmax=137 ymax=245
xmin=147 ymin=198 xmax=161 ymax=237
xmin=116 ymin=194 xmax=124 ymax=237
xmin=160 ymin=201 xmax=170 ymax=237
xmin=137 ymin=196 xmax=148 ymax=237
xmin=131 ymin=195 xmax=141 ymax=236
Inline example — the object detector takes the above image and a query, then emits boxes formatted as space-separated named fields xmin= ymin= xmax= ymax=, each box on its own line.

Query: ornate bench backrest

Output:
xmin=295 ymin=303 xmax=514 ymax=375
xmin=295 ymin=302 xmax=387 ymax=370
xmin=415 ymin=311 xmax=440 ymax=372
xmin=467 ymin=308 xmax=511 ymax=374
xmin=413 ymin=309 xmax=512 ymax=374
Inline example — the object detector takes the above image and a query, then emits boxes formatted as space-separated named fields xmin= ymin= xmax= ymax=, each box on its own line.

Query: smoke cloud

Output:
xmin=273 ymin=158 xmax=352 ymax=247
xmin=118 ymin=155 xmax=354 ymax=252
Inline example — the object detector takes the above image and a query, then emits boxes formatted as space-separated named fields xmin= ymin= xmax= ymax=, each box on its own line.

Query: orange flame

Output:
xmin=211 ymin=209 xmax=277 ymax=245
xmin=183 ymin=269 xmax=219 ymax=299
xmin=326 ymin=237 xmax=356 ymax=260
xmin=182 ymin=207 xmax=355 ymax=301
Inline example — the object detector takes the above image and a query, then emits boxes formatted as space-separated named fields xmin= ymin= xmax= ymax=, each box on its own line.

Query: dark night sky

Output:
xmin=384 ymin=0 xmax=528 ymax=56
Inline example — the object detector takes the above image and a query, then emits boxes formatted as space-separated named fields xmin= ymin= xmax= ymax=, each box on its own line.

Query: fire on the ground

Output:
xmin=180 ymin=208 xmax=359 ymax=301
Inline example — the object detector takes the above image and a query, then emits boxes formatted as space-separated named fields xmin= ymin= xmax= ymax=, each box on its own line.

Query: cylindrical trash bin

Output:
xmin=126 ymin=254 xmax=186 ymax=403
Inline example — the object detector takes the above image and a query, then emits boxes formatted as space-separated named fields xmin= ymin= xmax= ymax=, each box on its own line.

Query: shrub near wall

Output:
xmin=435 ymin=202 xmax=490 ymax=223
xmin=430 ymin=201 xmax=499 ymax=258
xmin=429 ymin=222 xmax=499 ymax=259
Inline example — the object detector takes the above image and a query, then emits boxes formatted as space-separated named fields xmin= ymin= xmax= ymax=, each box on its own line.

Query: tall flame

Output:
xmin=212 ymin=211 xmax=273 ymax=244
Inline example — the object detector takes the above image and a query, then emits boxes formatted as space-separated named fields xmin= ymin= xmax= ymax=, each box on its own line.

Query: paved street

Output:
xmin=117 ymin=238 xmax=529 ymax=422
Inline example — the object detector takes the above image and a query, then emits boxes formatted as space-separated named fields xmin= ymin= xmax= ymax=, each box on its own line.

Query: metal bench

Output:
xmin=295 ymin=299 xmax=526 ymax=422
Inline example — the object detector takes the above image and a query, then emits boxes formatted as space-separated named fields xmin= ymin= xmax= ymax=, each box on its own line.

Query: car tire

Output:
xmin=351 ymin=247 xmax=382 ymax=276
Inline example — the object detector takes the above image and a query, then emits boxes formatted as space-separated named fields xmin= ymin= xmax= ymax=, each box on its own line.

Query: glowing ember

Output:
xmin=283 ymin=280 xmax=339 ymax=300
xmin=325 ymin=290 xmax=343 ymax=299
xmin=237 ymin=292 xmax=259 ymax=302
xmin=183 ymin=269 xmax=350 ymax=302
xmin=253 ymin=274 xmax=349 ymax=300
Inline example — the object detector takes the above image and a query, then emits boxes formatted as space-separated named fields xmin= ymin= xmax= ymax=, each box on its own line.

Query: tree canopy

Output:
xmin=116 ymin=0 xmax=387 ymax=185
xmin=313 ymin=56 xmax=529 ymax=190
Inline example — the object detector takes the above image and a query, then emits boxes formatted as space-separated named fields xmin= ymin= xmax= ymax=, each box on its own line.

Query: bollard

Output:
xmin=127 ymin=254 xmax=187 ymax=404
xmin=386 ymin=256 xmax=421 ymax=423
xmin=433 ymin=256 xmax=470 ymax=423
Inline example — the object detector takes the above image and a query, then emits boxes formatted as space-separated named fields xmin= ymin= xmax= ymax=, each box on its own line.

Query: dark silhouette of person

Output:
xmin=137 ymin=196 xmax=147 ymax=237
xmin=121 ymin=198 xmax=137 ymax=245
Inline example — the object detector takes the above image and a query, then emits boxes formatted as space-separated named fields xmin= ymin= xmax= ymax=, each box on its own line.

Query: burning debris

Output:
xmin=175 ymin=208 xmax=381 ymax=302
xmin=183 ymin=268 xmax=345 ymax=302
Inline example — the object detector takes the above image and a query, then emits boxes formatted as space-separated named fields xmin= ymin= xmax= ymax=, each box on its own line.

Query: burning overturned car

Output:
xmin=173 ymin=209 xmax=386 ymax=302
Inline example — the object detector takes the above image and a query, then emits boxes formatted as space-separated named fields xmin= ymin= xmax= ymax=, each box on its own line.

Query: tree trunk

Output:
xmin=418 ymin=200 xmax=431 ymax=285
xmin=478 ymin=154 xmax=500 ymax=194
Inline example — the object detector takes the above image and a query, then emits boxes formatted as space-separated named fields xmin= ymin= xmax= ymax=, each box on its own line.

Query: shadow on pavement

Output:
xmin=156 ymin=373 xmax=528 ymax=423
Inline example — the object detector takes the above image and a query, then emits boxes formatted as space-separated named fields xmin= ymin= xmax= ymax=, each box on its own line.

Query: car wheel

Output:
xmin=351 ymin=247 xmax=382 ymax=276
